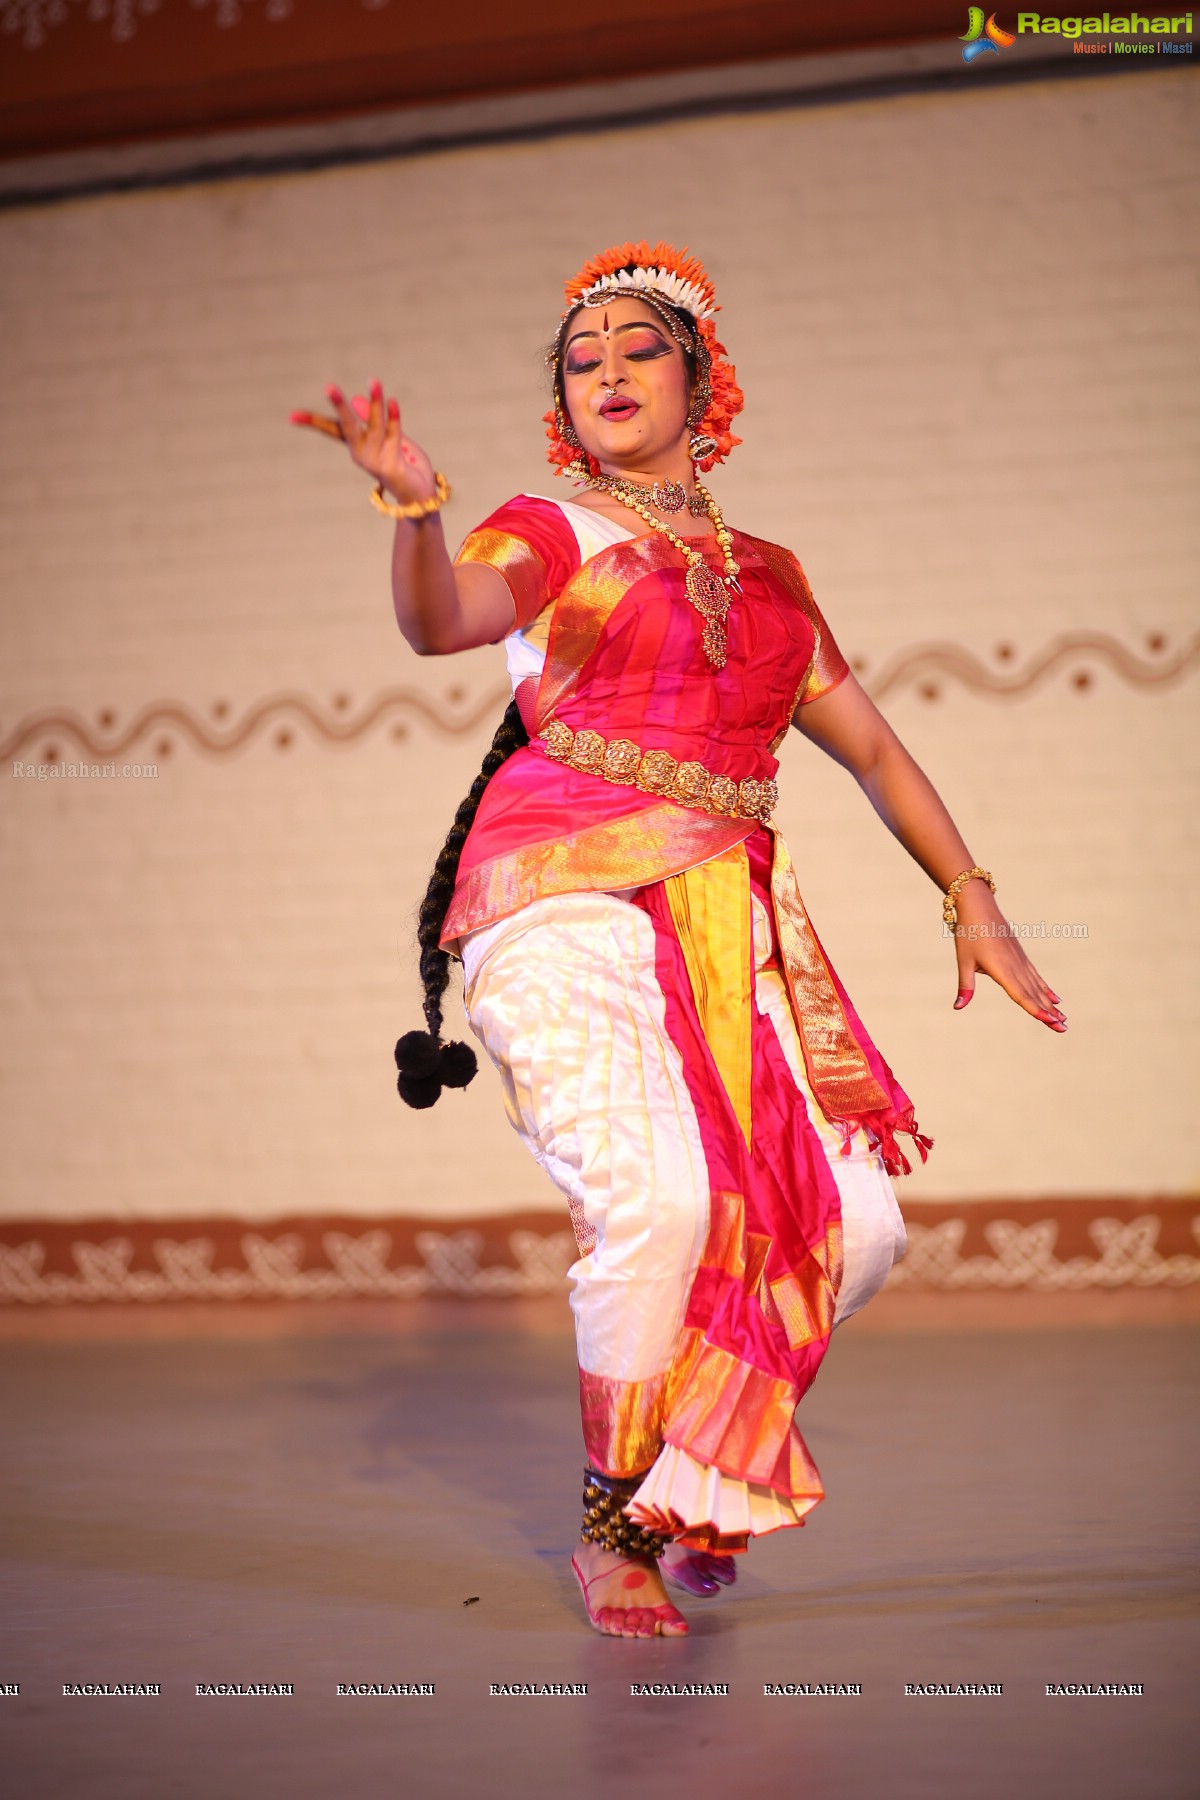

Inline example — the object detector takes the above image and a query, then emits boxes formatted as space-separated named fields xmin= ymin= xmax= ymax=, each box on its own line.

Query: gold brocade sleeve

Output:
xmin=452 ymin=528 xmax=549 ymax=639
xmin=790 ymin=565 xmax=850 ymax=708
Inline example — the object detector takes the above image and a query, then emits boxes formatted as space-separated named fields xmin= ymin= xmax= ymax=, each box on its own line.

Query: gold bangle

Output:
xmin=368 ymin=472 xmax=451 ymax=519
xmin=942 ymin=866 xmax=995 ymax=926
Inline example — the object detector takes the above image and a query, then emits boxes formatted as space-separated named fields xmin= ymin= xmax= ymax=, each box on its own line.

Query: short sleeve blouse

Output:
xmin=784 ymin=555 xmax=851 ymax=708
xmin=452 ymin=495 xmax=583 ymax=639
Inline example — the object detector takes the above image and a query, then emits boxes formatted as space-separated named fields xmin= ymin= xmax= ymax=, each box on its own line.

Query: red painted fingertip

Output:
xmin=370 ymin=378 xmax=383 ymax=399
xmin=289 ymin=410 xmax=311 ymax=424
xmin=954 ymin=989 xmax=973 ymax=1009
xmin=387 ymin=397 xmax=399 ymax=420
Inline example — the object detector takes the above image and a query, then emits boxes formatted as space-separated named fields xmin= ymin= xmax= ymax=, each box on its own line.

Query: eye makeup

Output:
xmin=564 ymin=327 xmax=673 ymax=375
xmin=621 ymin=330 xmax=671 ymax=360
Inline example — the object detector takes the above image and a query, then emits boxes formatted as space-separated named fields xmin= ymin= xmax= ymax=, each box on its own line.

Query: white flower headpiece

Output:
xmin=575 ymin=264 xmax=717 ymax=324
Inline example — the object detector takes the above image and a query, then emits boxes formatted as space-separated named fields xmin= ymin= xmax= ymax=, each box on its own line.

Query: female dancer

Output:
xmin=292 ymin=240 xmax=1065 ymax=1640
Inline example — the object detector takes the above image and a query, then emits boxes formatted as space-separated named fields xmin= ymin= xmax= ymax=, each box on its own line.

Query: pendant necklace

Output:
xmin=578 ymin=471 xmax=742 ymax=670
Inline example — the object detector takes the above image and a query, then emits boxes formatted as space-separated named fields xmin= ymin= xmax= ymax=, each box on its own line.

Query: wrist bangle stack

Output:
xmin=368 ymin=472 xmax=451 ymax=519
xmin=942 ymin=866 xmax=996 ymax=926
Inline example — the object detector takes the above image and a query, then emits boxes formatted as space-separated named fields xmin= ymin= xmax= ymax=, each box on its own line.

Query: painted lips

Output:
xmin=599 ymin=399 xmax=639 ymax=420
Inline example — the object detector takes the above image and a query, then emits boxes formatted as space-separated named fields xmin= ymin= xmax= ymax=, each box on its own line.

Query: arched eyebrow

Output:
xmin=564 ymin=320 xmax=671 ymax=351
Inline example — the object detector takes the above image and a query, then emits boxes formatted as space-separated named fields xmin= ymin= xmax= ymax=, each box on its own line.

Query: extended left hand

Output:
xmin=951 ymin=881 xmax=1066 ymax=1032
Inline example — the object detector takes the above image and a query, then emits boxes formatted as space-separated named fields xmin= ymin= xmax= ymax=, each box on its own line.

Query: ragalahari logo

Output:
xmin=960 ymin=7 xmax=1018 ymax=57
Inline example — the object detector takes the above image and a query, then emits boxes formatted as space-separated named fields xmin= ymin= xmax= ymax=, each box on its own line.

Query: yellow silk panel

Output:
xmin=664 ymin=842 xmax=754 ymax=1147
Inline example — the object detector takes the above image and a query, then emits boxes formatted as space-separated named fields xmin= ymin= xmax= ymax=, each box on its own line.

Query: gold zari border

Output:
xmin=452 ymin=526 xmax=548 ymax=634
xmin=440 ymin=801 xmax=755 ymax=949
xmin=578 ymin=1367 xmax=671 ymax=1478
xmin=768 ymin=825 xmax=891 ymax=1120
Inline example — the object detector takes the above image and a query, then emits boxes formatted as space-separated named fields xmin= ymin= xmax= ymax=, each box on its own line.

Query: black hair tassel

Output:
xmin=394 ymin=1030 xmax=478 ymax=1109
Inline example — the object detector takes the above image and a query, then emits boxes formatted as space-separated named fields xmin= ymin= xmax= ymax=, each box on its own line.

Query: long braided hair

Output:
xmin=393 ymin=698 xmax=529 ymax=1107
xmin=395 ymin=279 xmax=706 ymax=1107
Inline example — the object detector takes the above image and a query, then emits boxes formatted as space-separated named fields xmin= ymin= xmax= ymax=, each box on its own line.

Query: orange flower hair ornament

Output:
xmin=543 ymin=240 xmax=745 ymax=477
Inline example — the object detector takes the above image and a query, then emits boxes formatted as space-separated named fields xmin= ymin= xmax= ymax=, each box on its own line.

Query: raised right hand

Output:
xmin=290 ymin=378 xmax=438 ymax=509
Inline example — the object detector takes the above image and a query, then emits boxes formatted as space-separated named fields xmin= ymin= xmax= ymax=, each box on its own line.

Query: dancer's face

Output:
xmin=559 ymin=296 xmax=693 ymax=472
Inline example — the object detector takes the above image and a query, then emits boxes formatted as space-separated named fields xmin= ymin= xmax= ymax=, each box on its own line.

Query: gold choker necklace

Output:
xmin=578 ymin=470 xmax=741 ymax=670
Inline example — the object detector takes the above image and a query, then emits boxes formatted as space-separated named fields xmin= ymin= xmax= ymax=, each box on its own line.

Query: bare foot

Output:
xmin=660 ymin=1542 xmax=739 ymax=1596
xmin=570 ymin=1540 xmax=689 ymax=1637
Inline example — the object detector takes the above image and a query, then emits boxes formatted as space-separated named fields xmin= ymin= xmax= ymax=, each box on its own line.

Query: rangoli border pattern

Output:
xmin=888 ymin=1215 xmax=1200 ymax=1292
xmin=0 ymin=1227 xmax=580 ymax=1305
xmin=1 ymin=1212 xmax=1197 ymax=1306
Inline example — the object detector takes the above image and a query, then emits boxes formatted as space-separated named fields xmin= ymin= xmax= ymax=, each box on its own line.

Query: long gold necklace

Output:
xmin=582 ymin=472 xmax=741 ymax=669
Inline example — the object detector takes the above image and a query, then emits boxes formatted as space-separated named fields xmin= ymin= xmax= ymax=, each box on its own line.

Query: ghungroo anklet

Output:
xmin=580 ymin=1466 xmax=668 ymax=1559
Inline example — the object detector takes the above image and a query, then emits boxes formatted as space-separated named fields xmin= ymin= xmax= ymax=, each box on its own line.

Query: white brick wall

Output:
xmin=1 ymin=68 xmax=1196 ymax=1221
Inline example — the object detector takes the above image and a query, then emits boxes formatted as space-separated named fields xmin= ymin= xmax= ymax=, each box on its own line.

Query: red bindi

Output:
xmin=602 ymin=310 xmax=610 ymax=333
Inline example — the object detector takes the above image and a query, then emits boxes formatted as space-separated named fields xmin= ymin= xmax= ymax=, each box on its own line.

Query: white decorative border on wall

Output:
xmin=889 ymin=1215 xmax=1200 ymax=1291
xmin=0 ymin=1228 xmax=578 ymax=1305
xmin=1 ymin=1212 xmax=1198 ymax=1305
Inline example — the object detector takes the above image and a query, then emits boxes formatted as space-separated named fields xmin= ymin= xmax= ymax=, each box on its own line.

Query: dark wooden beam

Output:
xmin=0 ymin=1 xmax=964 ymax=159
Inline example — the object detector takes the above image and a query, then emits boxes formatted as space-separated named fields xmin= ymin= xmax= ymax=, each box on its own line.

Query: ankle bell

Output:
xmin=579 ymin=1466 xmax=668 ymax=1559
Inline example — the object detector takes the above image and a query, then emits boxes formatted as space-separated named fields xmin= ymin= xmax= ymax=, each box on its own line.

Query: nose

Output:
xmin=600 ymin=341 xmax=628 ymax=389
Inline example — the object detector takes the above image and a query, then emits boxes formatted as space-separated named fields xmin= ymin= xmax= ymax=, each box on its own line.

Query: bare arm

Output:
xmin=388 ymin=514 xmax=514 ymax=655
xmin=792 ymin=673 xmax=1066 ymax=1030
xmin=291 ymin=377 xmax=515 ymax=654
xmin=794 ymin=673 xmax=979 ymax=890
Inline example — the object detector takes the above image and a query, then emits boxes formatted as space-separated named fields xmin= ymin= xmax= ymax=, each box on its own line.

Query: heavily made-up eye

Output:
xmin=623 ymin=332 xmax=672 ymax=360
xmin=565 ymin=330 xmax=674 ymax=376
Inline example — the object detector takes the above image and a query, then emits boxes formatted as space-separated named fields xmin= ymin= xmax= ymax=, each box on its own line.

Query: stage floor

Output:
xmin=1 ymin=1316 xmax=1195 ymax=1798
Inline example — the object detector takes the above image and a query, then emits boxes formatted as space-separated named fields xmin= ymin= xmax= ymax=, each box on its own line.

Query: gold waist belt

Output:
xmin=539 ymin=720 xmax=779 ymax=826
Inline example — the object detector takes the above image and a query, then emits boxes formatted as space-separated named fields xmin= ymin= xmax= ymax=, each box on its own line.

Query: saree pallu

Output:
xmin=461 ymin=827 xmax=909 ymax=1551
